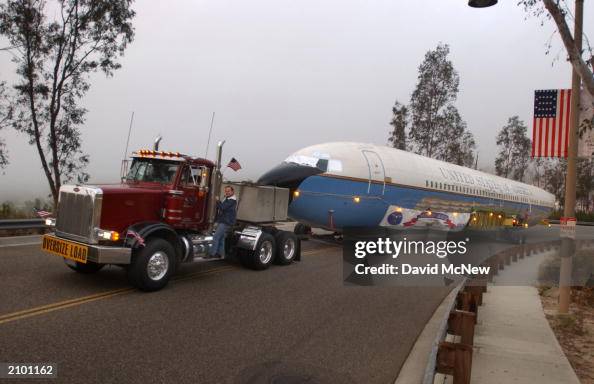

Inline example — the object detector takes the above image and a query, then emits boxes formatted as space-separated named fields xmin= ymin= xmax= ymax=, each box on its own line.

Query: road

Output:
xmin=1 ymin=225 xmax=590 ymax=384
xmin=0 ymin=237 xmax=451 ymax=384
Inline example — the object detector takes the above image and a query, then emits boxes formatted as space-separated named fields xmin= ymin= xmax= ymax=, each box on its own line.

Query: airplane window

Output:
xmin=285 ymin=155 xmax=318 ymax=167
xmin=328 ymin=159 xmax=343 ymax=172
xmin=316 ymin=158 xmax=329 ymax=172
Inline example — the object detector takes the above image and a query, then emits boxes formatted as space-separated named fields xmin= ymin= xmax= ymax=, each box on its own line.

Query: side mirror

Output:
xmin=200 ymin=167 xmax=210 ymax=190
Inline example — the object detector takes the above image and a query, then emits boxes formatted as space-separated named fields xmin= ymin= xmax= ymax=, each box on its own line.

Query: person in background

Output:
xmin=207 ymin=185 xmax=237 ymax=259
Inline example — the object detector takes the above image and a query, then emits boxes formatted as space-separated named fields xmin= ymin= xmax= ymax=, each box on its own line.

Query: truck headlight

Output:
xmin=97 ymin=229 xmax=120 ymax=241
xmin=45 ymin=218 xmax=56 ymax=227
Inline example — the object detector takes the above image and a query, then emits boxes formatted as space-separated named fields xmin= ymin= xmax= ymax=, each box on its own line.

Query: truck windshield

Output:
xmin=126 ymin=158 xmax=180 ymax=184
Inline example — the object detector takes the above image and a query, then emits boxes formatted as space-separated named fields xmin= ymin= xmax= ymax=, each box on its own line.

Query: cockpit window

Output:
xmin=285 ymin=154 xmax=342 ymax=173
xmin=316 ymin=158 xmax=328 ymax=172
xmin=126 ymin=158 xmax=179 ymax=184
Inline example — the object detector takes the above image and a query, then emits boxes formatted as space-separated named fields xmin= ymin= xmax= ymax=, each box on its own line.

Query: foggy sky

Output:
xmin=1 ymin=0 xmax=592 ymax=203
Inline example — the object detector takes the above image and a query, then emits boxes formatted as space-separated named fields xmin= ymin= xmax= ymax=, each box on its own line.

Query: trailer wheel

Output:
xmin=274 ymin=231 xmax=299 ymax=265
xmin=246 ymin=233 xmax=275 ymax=270
xmin=65 ymin=259 xmax=104 ymax=274
xmin=127 ymin=238 xmax=175 ymax=291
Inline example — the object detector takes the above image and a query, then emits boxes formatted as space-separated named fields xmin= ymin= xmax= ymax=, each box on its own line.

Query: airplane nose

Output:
xmin=258 ymin=162 xmax=323 ymax=189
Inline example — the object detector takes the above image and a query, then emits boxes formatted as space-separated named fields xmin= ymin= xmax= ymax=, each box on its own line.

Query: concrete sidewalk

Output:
xmin=471 ymin=285 xmax=580 ymax=384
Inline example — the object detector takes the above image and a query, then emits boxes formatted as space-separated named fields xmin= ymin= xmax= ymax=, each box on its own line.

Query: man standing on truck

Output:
xmin=207 ymin=186 xmax=237 ymax=259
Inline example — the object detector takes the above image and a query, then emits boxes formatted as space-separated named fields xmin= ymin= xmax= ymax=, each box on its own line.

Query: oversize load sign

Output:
xmin=560 ymin=217 xmax=576 ymax=239
xmin=42 ymin=235 xmax=88 ymax=263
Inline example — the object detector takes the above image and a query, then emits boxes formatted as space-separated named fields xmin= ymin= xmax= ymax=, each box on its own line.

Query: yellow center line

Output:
xmin=0 ymin=246 xmax=340 ymax=325
xmin=0 ymin=287 xmax=135 ymax=322
xmin=0 ymin=267 xmax=229 ymax=325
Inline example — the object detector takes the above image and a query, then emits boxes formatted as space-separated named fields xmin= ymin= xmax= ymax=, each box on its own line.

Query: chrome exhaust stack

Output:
xmin=153 ymin=135 xmax=162 ymax=151
xmin=207 ymin=140 xmax=225 ymax=231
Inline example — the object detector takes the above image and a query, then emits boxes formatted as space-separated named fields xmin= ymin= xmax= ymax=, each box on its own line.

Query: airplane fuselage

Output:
xmin=258 ymin=142 xmax=555 ymax=231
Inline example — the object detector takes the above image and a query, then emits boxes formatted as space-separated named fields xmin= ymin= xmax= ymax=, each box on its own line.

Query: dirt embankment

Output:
xmin=540 ymin=287 xmax=594 ymax=384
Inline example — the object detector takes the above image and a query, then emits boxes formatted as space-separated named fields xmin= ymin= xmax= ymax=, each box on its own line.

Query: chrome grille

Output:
xmin=55 ymin=185 xmax=102 ymax=244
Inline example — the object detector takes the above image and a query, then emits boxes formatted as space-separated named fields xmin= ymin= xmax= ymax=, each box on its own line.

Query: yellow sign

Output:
xmin=42 ymin=235 xmax=88 ymax=264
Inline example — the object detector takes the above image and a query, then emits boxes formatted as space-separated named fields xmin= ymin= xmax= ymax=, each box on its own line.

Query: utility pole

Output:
xmin=558 ymin=0 xmax=583 ymax=314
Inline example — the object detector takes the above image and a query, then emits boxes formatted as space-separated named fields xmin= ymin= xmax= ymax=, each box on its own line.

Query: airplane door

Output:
xmin=362 ymin=150 xmax=386 ymax=195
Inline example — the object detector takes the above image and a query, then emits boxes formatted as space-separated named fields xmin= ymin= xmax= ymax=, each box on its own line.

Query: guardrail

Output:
xmin=423 ymin=278 xmax=484 ymax=384
xmin=0 ymin=219 xmax=45 ymax=230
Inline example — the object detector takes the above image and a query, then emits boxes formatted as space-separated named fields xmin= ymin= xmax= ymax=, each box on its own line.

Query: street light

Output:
xmin=468 ymin=0 xmax=498 ymax=7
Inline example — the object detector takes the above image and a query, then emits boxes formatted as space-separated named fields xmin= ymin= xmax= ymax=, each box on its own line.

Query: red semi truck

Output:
xmin=41 ymin=140 xmax=300 ymax=291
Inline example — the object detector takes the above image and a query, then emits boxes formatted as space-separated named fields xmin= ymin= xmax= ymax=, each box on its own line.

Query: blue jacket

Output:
xmin=215 ymin=196 xmax=237 ymax=225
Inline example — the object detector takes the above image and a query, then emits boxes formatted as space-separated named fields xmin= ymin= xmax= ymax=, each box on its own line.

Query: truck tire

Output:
xmin=127 ymin=238 xmax=176 ymax=291
xmin=294 ymin=223 xmax=311 ymax=236
xmin=274 ymin=231 xmax=299 ymax=265
xmin=65 ymin=259 xmax=104 ymax=274
xmin=246 ymin=233 xmax=276 ymax=270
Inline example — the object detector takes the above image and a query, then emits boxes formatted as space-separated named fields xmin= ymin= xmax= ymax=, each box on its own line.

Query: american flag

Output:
xmin=227 ymin=158 xmax=242 ymax=171
xmin=532 ymin=89 xmax=572 ymax=158
xmin=33 ymin=207 xmax=51 ymax=218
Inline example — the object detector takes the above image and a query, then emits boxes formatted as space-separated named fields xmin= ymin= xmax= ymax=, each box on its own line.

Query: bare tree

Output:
xmin=544 ymin=158 xmax=567 ymax=206
xmin=406 ymin=43 xmax=476 ymax=165
xmin=576 ymin=158 xmax=593 ymax=211
xmin=0 ymin=0 xmax=135 ymax=206
xmin=435 ymin=105 xmax=476 ymax=167
xmin=409 ymin=43 xmax=460 ymax=158
xmin=495 ymin=116 xmax=531 ymax=181
xmin=388 ymin=100 xmax=408 ymax=150
xmin=0 ymin=80 xmax=11 ymax=168
xmin=530 ymin=157 xmax=546 ymax=187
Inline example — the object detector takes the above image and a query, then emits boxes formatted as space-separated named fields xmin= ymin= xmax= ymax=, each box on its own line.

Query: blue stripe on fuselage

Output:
xmin=288 ymin=175 xmax=551 ymax=229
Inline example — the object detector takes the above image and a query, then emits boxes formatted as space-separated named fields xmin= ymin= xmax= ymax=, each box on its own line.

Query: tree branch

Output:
xmin=543 ymin=0 xmax=594 ymax=97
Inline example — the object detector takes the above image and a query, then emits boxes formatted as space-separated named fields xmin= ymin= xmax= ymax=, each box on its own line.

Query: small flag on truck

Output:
xmin=34 ymin=208 xmax=52 ymax=218
xmin=227 ymin=158 xmax=242 ymax=171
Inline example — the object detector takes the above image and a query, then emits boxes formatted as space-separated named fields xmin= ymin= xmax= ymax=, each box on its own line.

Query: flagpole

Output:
xmin=558 ymin=0 xmax=583 ymax=314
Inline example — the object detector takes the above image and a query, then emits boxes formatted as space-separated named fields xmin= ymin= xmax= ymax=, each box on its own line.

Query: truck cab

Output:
xmin=42 ymin=142 xmax=300 ymax=291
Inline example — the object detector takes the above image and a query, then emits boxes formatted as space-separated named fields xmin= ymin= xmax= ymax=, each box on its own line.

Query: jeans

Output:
xmin=209 ymin=223 xmax=228 ymax=257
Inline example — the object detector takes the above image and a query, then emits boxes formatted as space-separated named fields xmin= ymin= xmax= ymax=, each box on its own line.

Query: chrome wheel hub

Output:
xmin=147 ymin=251 xmax=169 ymax=281
xmin=283 ymin=239 xmax=295 ymax=260
xmin=258 ymin=241 xmax=273 ymax=264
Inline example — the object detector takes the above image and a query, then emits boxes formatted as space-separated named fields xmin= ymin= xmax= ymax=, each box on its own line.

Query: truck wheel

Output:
xmin=65 ymin=259 xmax=104 ymax=274
xmin=274 ymin=231 xmax=299 ymax=265
xmin=127 ymin=238 xmax=175 ymax=291
xmin=246 ymin=233 xmax=276 ymax=270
